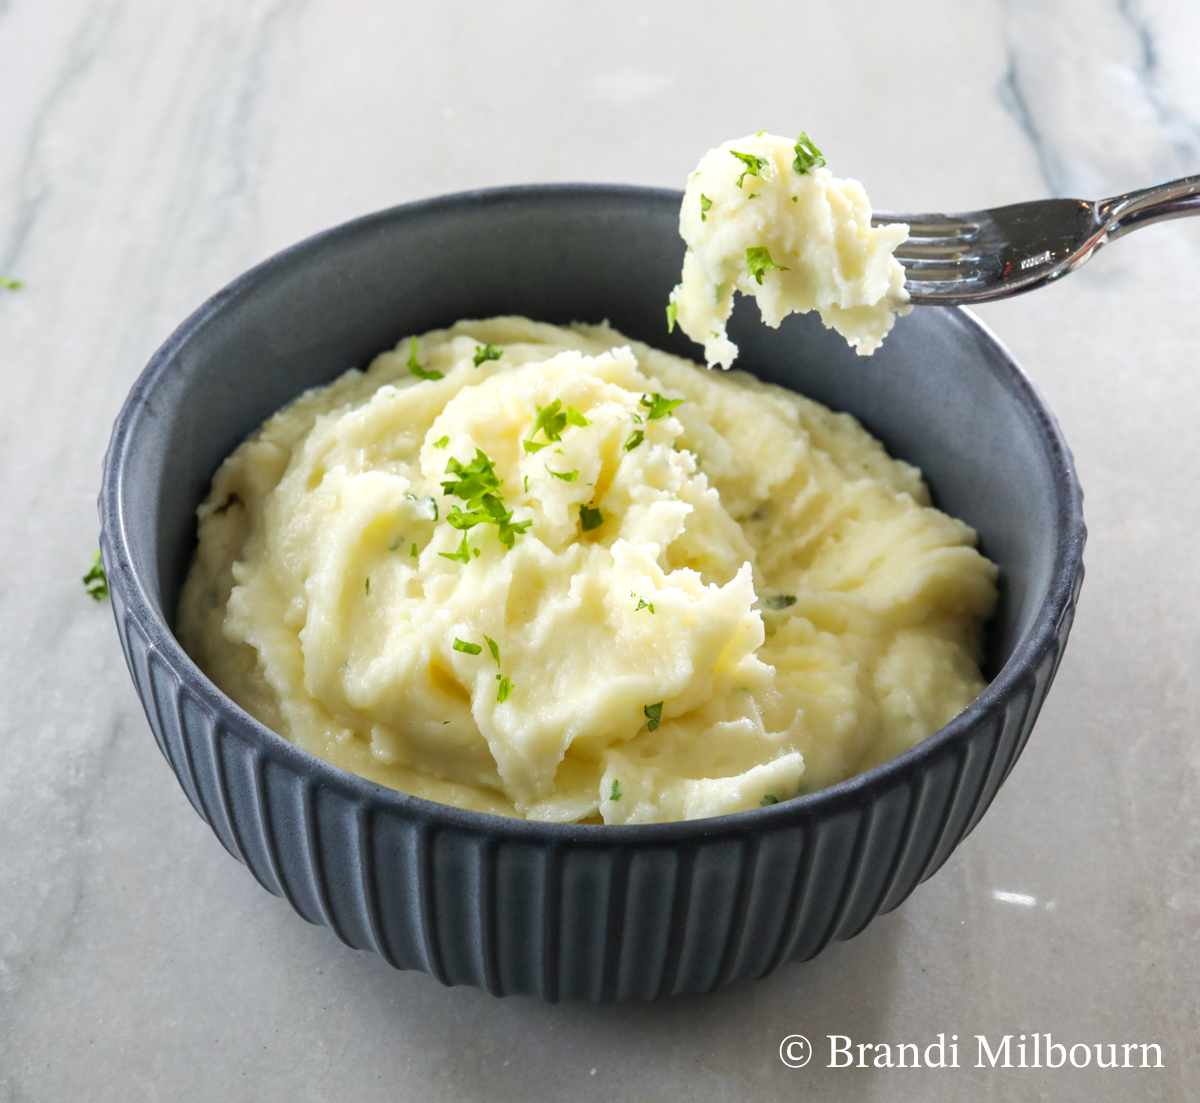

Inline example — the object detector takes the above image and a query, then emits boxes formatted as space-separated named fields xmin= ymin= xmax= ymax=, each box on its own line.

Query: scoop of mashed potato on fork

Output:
xmin=670 ymin=131 xmax=911 ymax=366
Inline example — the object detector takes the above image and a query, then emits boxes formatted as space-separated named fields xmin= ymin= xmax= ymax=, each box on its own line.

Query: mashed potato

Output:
xmin=670 ymin=132 xmax=911 ymax=367
xmin=178 ymin=318 xmax=996 ymax=824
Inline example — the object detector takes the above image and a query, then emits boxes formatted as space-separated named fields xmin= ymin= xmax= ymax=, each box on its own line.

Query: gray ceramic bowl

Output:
xmin=100 ymin=185 xmax=1085 ymax=1002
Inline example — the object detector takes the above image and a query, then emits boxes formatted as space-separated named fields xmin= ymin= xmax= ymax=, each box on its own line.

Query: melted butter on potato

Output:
xmin=178 ymin=318 xmax=996 ymax=824
xmin=671 ymin=132 xmax=911 ymax=367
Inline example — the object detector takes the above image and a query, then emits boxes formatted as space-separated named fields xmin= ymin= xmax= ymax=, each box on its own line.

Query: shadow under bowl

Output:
xmin=99 ymin=185 xmax=1085 ymax=1002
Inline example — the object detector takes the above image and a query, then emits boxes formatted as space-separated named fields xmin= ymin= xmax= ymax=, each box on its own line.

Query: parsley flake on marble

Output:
xmin=83 ymin=550 xmax=108 ymax=601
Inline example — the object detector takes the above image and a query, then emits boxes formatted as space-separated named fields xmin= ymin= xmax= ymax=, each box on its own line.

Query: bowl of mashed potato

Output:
xmin=100 ymin=183 xmax=1084 ymax=1001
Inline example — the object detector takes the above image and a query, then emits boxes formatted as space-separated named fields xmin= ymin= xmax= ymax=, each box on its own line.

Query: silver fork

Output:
xmin=872 ymin=174 xmax=1200 ymax=304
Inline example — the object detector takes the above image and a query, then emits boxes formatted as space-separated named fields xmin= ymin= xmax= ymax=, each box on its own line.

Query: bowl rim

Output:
xmin=101 ymin=182 xmax=1086 ymax=845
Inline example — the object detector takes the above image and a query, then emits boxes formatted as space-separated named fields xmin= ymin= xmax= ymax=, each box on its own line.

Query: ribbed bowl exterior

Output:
xmin=103 ymin=541 xmax=1081 ymax=1000
xmin=100 ymin=185 xmax=1085 ymax=1001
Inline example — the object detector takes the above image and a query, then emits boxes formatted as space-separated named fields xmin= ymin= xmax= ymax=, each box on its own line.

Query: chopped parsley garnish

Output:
xmin=411 ymin=543 xmax=419 ymax=558
xmin=484 ymin=635 xmax=500 ymax=664
xmin=610 ymin=779 xmax=622 ymax=801
xmin=579 ymin=505 xmax=604 ymax=531
xmin=792 ymin=131 xmax=826 ymax=175
xmin=665 ymin=301 xmax=677 ymax=332
xmin=791 ymin=195 xmax=798 ymax=203
xmin=0 ymin=277 xmax=22 ymax=290
xmin=761 ymin=795 xmax=779 ymax=806
xmin=439 ymin=533 xmax=472 ymax=563
xmin=634 ymin=594 xmax=655 ymax=613
xmin=729 ymin=149 xmax=768 ymax=188
xmin=525 ymin=399 xmax=590 ymax=452
xmin=644 ymin=701 xmax=663 ymax=732
xmin=473 ymin=343 xmax=502 ymax=367
xmin=748 ymin=193 xmax=760 ymax=200
xmin=453 ymin=638 xmax=482 ymax=655
xmin=640 ymin=392 xmax=683 ymax=420
xmin=442 ymin=449 xmax=503 ymax=504
xmin=406 ymin=492 xmax=439 ymax=521
xmin=440 ymin=450 xmax=530 ymax=550
xmin=446 ymin=497 xmax=531 ymax=549
xmin=407 ymin=336 xmax=443 ymax=380
xmin=530 ymin=400 xmax=568 ymax=442
xmin=763 ymin=594 xmax=797 ymax=610
xmin=365 ymin=577 xmax=371 ymax=593
xmin=434 ymin=435 xmax=449 ymax=448
xmin=388 ymin=535 xmax=403 ymax=551
xmin=545 ymin=465 xmax=578 ymax=482
xmin=623 ymin=430 xmax=644 ymax=452
xmin=497 ymin=676 xmax=513 ymax=703
xmin=83 ymin=550 xmax=108 ymax=601
xmin=746 ymin=246 xmax=789 ymax=284
xmin=754 ymin=129 xmax=766 ymax=136
xmin=700 ymin=193 xmax=712 ymax=221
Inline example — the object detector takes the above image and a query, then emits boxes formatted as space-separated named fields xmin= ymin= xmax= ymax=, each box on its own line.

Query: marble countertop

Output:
xmin=2 ymin=1 xmax=1198 ymax=1100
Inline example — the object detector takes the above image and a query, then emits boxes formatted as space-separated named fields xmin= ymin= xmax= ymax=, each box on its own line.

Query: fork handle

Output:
xmin=1098 ymin=174 xmax=1200 ymax=242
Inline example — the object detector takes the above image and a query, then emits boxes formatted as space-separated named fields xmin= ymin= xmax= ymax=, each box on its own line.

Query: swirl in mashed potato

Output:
xmin=178 ymin=317 xmax=996 ymax=823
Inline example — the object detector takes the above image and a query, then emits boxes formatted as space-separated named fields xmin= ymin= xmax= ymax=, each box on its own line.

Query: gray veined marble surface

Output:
xmin=1 ymin=1 xmax=1199 ymax=1100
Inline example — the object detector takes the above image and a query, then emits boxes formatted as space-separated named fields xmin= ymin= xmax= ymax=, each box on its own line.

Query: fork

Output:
xmin=872 ymin=174 xmax=1200 ymax=304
